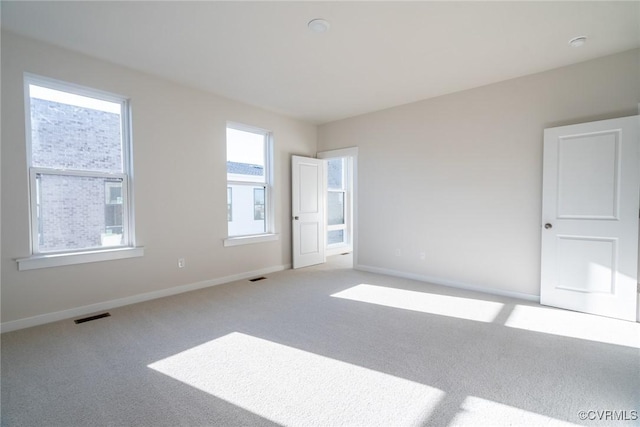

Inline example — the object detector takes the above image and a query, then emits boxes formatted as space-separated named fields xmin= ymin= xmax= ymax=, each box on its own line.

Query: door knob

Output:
xmin=545 ymin=223 xmax=552 ymax=229
xmin=294 ymin=216 xmax=299 ymax=220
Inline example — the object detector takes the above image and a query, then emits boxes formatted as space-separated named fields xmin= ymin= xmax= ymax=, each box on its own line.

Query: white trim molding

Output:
xmin=17 ymin=246 xmax=144 ymax=271
xmin=224 ymin=233 xmax=279 ymax=247
xmin=1 ymin=263 xmax=291 ymax=333
xmin=317 ymin=146 xmax=359 ymax=160
xmin=355 ymin=264 xmax=540 ymax=303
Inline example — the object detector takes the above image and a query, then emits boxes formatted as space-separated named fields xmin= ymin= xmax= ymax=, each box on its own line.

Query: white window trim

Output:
xmin=21 ymin=74 xmax=139 ymax=268
xmin=223 ymin=233 xmax=279 ymax=247
xmin=225 ymin=122 xmax=275 ymax=244
xmin=17 ymin=247 xmax=144 ymax=271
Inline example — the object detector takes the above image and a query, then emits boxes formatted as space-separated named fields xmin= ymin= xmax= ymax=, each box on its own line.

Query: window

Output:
xmin=327 ymin=158 xmax=347 ymax=246
xmin=104 ymin=180 xmax=124 ymax=236
xmin=225 ymin=123 xmax=273 ymax=242
xmin=254 ymin=188 xmax=265 ymax=221
xmin=23 ymin=75 xmax=137 ymax=263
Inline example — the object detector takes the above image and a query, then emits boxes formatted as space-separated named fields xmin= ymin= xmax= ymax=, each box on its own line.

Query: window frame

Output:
xmin=17 ymin=73 xmax=142 ymax=270
xmin=253 ymin=187 xmax=265 ymax=221
xmin=104 ymin=180 xmax=124 ymax=235
xmin=227 ymin=187 xmax=233 ymax=222
xmin=326 ymin=158 xmax=348 ymax=248
xmin=223 ymin=122 xmax=277 ymax=246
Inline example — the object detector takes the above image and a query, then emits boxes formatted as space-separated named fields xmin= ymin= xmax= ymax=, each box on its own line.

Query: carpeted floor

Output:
xmin=2 ymin=255 xmax=639 ymax=426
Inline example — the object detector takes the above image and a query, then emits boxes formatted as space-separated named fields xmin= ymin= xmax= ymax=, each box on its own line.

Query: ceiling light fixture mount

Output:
xmin=308 ymin=18 xmax=330 ymax=33
xmin=569 ymin=36 xmax=587 ymax=47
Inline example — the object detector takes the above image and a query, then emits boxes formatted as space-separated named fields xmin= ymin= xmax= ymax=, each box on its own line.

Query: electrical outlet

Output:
xmin=395 ymin=249 xmax=401 ymax=257
xmin=420 ymin=252 xmax=426 ymax=261
xmin=178 ymin=258 xmax=185 ymax=269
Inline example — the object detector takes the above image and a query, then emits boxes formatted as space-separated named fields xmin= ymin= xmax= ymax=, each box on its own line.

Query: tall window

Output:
xmin=327 ymin=158 xmax=347 ymax=246
xmin=227 ymin=187 xmax=233 ymax=221
xmin=104 ymin=181 xmax=124 ymax=235
xmin=26 ymin=76 xmax=133 ymax=254
xmin=254 ymin=188 xmax=265 ymax=221
xmin=226 ymin=123 xmax=272 ymax=237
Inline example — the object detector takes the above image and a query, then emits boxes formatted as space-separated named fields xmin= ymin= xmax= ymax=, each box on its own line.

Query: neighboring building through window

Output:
xmin=254 ymin=188 xmax=265 ymax=221
xmin=25 ymin=76 xmax=134 ymax=254
xmin=226 ymin=124 xmax=272 ymax=237
xmin=104 ymin=180 xmax=124 ymax=237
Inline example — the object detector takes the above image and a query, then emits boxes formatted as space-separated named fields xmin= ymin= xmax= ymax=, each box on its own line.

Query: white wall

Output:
xmin=1 ymin=32 xmax=317 ymax=326
xmin=318 ymin=49 xmax=640 ymax=298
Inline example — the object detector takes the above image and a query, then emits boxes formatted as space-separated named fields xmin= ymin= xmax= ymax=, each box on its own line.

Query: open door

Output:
xmin=541 ymin=116 xmax=639 ymax=321
xmin=292 ymin=156 xmax=325 ymax=269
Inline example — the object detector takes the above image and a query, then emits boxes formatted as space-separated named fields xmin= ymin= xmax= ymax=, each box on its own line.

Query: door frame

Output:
xmin=317 ymin=147 xmax=358 ymax=266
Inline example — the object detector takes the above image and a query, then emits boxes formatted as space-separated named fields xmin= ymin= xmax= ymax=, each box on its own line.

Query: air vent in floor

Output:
xmin=74 ymin=312 xmax=111 ymax=324
xmin=249 ymin=277 xmax=267 ymax=282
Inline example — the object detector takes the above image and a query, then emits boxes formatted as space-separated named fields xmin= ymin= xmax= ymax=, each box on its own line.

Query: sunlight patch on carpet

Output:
xmin=450 ymin=396 xmax=581 ymax=426
xmin=331 ymin=284 xmax=504 ymax=322
xmin=148 ymin=332 xmax=444 ymax=426
xmin=505 ymin=305 xmax=640 ymax=348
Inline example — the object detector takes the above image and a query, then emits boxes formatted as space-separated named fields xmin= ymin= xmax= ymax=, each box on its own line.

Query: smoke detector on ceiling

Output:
xmin=308 ymin=19 xmax=331 ymax=33
xmin=569 ymin=36 xmax=587 ymax=47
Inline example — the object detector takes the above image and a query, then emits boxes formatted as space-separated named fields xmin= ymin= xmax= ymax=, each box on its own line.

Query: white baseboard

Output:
xmin=355 ymin=264 xmax=540 ymax=303
xmin=1 ymin=264 xmax=291 ymax=333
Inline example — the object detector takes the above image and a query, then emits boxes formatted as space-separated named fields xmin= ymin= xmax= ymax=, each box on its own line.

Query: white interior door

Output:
xmin=541 ymin=116 xmax=639 ymax=321
xmin=292 ymin=155 xmax=325 ymax=269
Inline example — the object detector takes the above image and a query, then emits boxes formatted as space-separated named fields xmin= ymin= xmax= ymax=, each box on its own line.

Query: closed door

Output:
xmin=541 ymin=116 xmax=639 ymax=321
xmin=292 ymin=155 xmax=326 ymax=269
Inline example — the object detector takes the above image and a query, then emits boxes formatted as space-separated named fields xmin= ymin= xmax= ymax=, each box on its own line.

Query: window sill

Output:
xmin=224 ymin=234 xmax=279 ymax=247
xmin=16 ymin=246 xmax=144 ymax=271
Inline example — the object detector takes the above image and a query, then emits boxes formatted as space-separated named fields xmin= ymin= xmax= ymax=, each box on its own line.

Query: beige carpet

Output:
xmin=2 ymin=255 xmax=639 ymax=426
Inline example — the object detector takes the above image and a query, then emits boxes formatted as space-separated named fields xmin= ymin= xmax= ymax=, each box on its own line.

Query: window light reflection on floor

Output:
xmin=331 ymin=284 xmax=504 ymax=322
xmin=148 ymin=332 xmax=444 ymax=426
xmin=505 ymin=305 xmax=640 ymax=348
xmin=450 ymin=396 xmax=581 ymax=426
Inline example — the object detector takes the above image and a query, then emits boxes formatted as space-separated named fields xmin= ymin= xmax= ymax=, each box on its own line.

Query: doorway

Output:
xmin=318 ymin=147 xmax=358 ymax=269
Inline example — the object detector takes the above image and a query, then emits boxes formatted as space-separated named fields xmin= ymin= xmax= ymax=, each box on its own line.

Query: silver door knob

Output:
xmin=545 ymin=223 xmax=552 ymax=229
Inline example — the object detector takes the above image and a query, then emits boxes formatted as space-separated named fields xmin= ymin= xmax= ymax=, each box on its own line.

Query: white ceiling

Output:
xmin=2 ymin=1 xmax=639 ymax=124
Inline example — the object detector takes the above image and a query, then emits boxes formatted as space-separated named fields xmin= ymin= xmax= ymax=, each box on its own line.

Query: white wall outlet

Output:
xmin=420 ymin=252 xmax=426 ymax=261
xmin=178 ymin=258 xmax=185 ymax=269
xmin=395 ymin=249 xmax=401 ymax=257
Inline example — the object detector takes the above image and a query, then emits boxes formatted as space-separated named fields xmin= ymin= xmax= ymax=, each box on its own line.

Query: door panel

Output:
xmin=541 ymin=116 xmax=639 ymax=321
xmin=300 ymin=223 xmax=320 ymax=255
xmin=556 ymin=236 xmax=615 ymax=293
xmin=557 ymin=132 xmax=619 ymax=219
xmin=299 ymin=164 xmax=320 ymax=213
xmin=292 ymin=156 xmax=325 ymax=269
